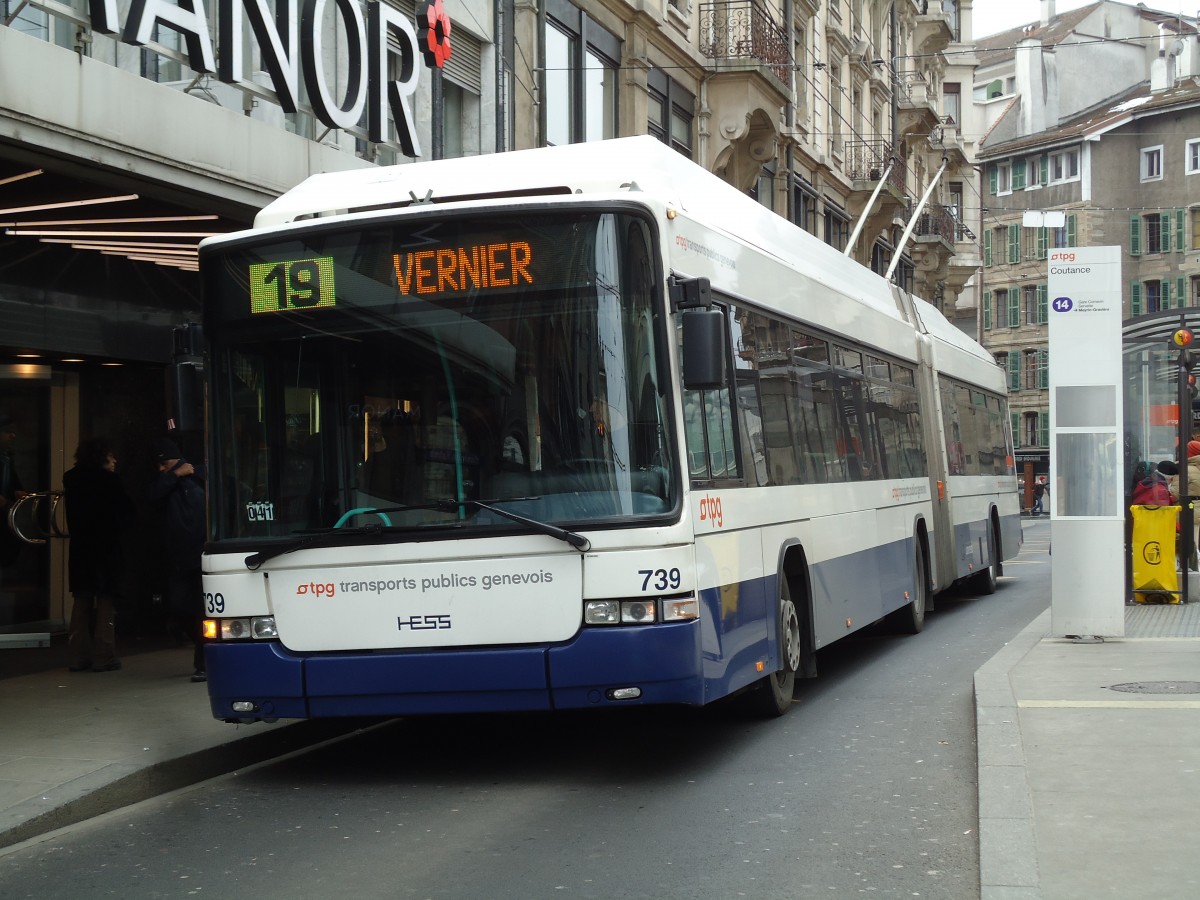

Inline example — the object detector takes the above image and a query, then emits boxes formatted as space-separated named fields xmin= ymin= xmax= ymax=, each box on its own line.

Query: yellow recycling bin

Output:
xmin=1130 ymin=504 xmax=1181 ymax=604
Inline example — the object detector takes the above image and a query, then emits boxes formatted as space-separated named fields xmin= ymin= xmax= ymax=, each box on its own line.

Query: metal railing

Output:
xmin=913 ymin=202 xmax=958 ymax=244
xmin=700 ymin=1 xmax=792 ymax=83
xmin=843 ymin=140 xmax=908 ymax=194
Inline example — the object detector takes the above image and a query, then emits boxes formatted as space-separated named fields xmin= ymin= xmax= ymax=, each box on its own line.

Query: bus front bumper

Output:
xmin=204 ymin=620 xmax=704 ymax=722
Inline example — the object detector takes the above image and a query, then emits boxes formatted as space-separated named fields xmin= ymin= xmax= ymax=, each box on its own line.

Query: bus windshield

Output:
xmin=202 ymin=210 xmax=676 ymax=543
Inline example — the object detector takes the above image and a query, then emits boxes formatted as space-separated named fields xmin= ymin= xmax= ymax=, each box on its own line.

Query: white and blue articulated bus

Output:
xmin=197 ymin=137 xmax=1020 ymax=723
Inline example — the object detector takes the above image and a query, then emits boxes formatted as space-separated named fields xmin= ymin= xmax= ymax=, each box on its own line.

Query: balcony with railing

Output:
xmin=844 ymin=140 xmax=908 ymax=195
xmin=700 ymin=1 xmax=791 ymax=85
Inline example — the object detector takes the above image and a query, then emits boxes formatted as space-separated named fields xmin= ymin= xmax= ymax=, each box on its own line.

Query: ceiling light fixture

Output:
xmin=0 ymin=169 xmax=45 ymax=188
xmin=0 ymin=214 xmax=219 ymax=227
xmin=6 ymin=229 xmax=218 ymax=238
xmin=39 ymin=238 xmax=201 ymax=251
xmin=0 ymin=194 xmax=139 ymax=216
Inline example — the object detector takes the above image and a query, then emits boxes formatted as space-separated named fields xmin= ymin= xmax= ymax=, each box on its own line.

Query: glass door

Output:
xmin=0 ymin=365 xmax=52 ymax=633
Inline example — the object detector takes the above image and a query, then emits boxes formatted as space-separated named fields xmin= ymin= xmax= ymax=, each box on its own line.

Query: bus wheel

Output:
xmin=747 ymin=578 xmax=800 ymax=718
xmin=972 ymin=522 xmax=999 ymax=596
xmin=886 ymin=540 xmax=928 ymax=634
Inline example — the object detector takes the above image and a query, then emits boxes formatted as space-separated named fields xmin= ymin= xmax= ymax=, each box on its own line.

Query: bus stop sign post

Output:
xmin=1173 ymin=324 xmax=1195 ymax=602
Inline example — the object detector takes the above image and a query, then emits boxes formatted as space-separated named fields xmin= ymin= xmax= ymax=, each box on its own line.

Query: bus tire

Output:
xmin=972 ymin=521 xmax=999 ymax=595
xmin=885 ymin=538 xmax=928 ymax=634
xmin=746 ymin=577 xmax=800 ymax=718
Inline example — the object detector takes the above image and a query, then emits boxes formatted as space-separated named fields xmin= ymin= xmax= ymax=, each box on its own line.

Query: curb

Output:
xmin=974 ymin=609 xmax=1049 ymax=900
xmin=0 ymin=718 xmax=374 ymax=851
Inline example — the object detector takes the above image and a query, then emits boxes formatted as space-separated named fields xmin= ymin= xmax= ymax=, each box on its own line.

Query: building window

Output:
xmin=753 ymin=162 xmax=776 ymax=212
xmin=1024 ymin=286 xmax=1038 ymax=324
xmin=1145 ymin=280 xmax=1163 ymax=313
xmin=994 ymin=288 xmax=1010 ymax=327
xmin=870 ymin=239 xmax=892 ymax=278
xmin=544 ymin=2 xmax=621 ymax=147
xmin=1193 ymin=275 xmax=1200 ymax=306
xmin=824 ymin=205 xmax=850 ymax=252
xmin=996 ymin=162 xmax=1011 ymax=195
xmin=1188 ymin=139 xmax=1200 ymax=175
xmin=1191 ymin=208 xmax=1200 ymax=251
xmin=1145 ymin=213 xmax=1169 ymax=254
xmin=1049 ymin=148 xmax=1079 ymax=183
xmin=1141 ymin=145 xmax=1164 ymax=182
xmin=1024 ymin=349 xmax=1039 ymax=390
xmin=943 ymin=82 xmax=961 ymax=124
xmin=794 ymin=177 xmax=818 ymax=235
xmin=828 ymin=56 xmax=844 ymax=156
xmin=647 ymin=69 xmax=694 ymax=158
xmin=1023 ymin=411 xmax=1042 ymax=448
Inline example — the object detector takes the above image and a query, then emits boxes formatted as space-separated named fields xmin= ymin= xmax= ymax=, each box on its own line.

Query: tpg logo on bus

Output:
xmin=698 ymin=494 xmax=724 ymax=528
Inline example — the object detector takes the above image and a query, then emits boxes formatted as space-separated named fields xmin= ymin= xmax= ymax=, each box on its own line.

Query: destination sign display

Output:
xmin=233 ymin=215 xmax=608 ymax=319
xmin=393 ymin=240 xmax=533 ymax=296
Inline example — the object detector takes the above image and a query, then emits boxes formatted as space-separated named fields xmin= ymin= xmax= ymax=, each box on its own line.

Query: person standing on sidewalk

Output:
xmin=63 ymin=437 xmax=135 ymax=672
xmin=149 ymin=437 xmax=208 ymax=683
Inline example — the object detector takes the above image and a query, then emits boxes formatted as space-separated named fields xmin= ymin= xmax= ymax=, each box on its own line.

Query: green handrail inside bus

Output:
xmin=334 ymin=508 xmax=394 ymax=528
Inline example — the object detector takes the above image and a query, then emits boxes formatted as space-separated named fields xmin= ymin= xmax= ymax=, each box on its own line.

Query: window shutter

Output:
xmin=983 ymin=291 xmax=992 ymax=329
xmin=1013 ymin=159 xmax=1026 ymax=189
xmin=1131 ymin=281 xmax=1142 ymax=316
xmin=1039 ymin=155 xmax=1049 ymax=185
xmin=1007 ymin=352 xmax=1020 ymax=391
xmin=1038 ymin=411 xmax=1049 ymax=447
xmin=984 ymin=230 xmax=992 ymax=267
xmin=1163 ymin=280 xmax=1172 ymax=309
xmin=1067 ymin=214 xmax=1077 ymax=248
xmin=1036 ymin=227 xmax=1048 ymax=260
xmin=1130 ymin=216 xmax=1141 ymax=256
xmin=1162 ymin=213 xmax=1172 ymax=253
xmin=1011 ymin=412 xmax=1021 ymax=449
xmin=1179 ymin=276 xmax=1187 ymax=307
xmin=988 ymin=164 xmax=998 ymax=194
xmin=1009 ymin=291 xmax=1020 ymax=327
xmin=1037 ymin=284 xmax=1048 ymax=323
xmin=1038 ymin=348 xmax=1048 ymax=389
xmin=1008 ymin=224 xmax=1020 ymax=263
xmin=1178 ymin=209 xmax=1187 ymax=253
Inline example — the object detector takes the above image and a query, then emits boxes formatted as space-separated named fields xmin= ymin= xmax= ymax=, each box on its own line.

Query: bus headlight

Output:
xmin=206 ymin=616 xmax=278 ymax=641
xmin=583 ymin=600 xmax=665 ymax=625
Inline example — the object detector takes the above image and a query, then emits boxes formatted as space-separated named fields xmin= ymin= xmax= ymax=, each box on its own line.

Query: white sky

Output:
xmin=971 ymin=0 xmax=1189 ymax=39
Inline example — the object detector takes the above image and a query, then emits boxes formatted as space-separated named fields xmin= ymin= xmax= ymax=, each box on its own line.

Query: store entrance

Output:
xmin=1 ymin=363 xmax=170 ymax=644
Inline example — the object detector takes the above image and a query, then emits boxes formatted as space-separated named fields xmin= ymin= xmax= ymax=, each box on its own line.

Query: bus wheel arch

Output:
xmin=885 ymin=524 xmax=930 ymax=634
xmin=971 ymin=508 xmax=1001 ymax=595
xmin=745 ymin=544 xmax=813 ymax=718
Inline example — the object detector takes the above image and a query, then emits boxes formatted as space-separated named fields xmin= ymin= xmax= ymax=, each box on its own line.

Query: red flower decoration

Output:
xmin=418 ymin=0 xmax=453 ymax=70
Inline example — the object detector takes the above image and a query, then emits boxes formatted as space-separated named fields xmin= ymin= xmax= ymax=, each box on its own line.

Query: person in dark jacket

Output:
xmin=63 ymin=437 xmax=135 ymax=672
xmin=149 ymin=437 xmax=208 ymax=682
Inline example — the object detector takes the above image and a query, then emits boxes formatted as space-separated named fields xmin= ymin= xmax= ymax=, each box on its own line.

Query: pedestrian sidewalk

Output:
xmin=0 ymin=645 xmax=362 ymax=850
xmin=976 ymin=601 xmax=1200 ymax=900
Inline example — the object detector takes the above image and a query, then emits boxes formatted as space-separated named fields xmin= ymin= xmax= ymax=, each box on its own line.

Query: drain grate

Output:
xmin=1107 ymin=681 xmax=1200 ymax=694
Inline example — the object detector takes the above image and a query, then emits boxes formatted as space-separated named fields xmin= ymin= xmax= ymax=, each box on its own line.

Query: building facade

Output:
xmin=973 ymin=0 xmax=1200 ymax=484
xmin=0 ymin=0 xmax=975 ymax=640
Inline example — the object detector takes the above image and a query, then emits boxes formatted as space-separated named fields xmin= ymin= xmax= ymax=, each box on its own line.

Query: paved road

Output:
xmin=0 ymin=533 xmax=1050 ymax=899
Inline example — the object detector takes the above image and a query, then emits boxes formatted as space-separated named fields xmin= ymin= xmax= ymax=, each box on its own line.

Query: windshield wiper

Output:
xmin=241 ymin=497 xmax=589 ymax=570
xmin=433 ymin=498 xmax=591 ymax=552
xmin=244 ymin=523 xmax=386 ymax=570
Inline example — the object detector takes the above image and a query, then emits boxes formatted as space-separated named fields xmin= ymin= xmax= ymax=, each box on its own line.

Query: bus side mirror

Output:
xmin=682 ymin=309 xmax=726 ymax=390
xmin=168 ymin=323 xmax=205 ymax=433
